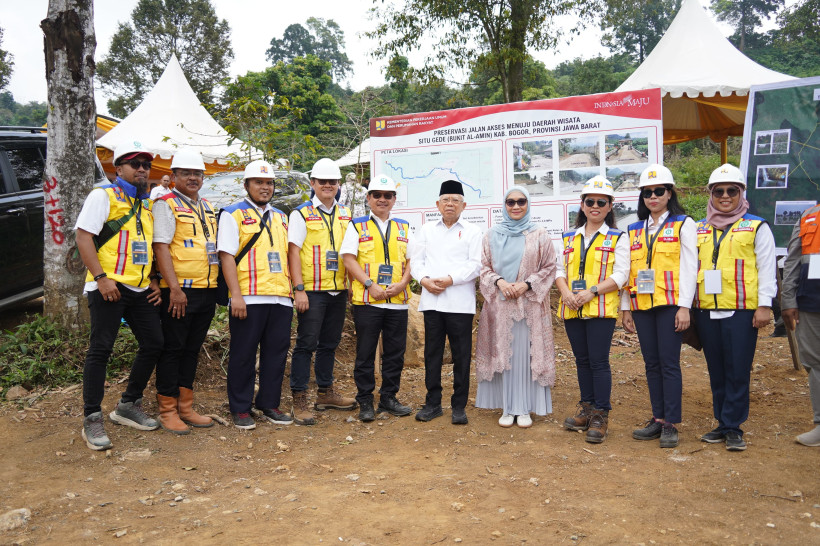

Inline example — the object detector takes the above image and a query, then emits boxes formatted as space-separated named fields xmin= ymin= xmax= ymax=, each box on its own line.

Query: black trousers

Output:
xmin=155 ymin=288 xmax=216 ymax=397
xmin=422 ymin=311 xmax=473 ymax=410
xmin=564 ymin=317 xmax=616 ymax=411
xmin=83 ymin=286 xmax=163 ymax=417
xmin=351 ymin=305 xmax=408 ymax=405
xmin=290 ymin=291 xmax=347 ymax=392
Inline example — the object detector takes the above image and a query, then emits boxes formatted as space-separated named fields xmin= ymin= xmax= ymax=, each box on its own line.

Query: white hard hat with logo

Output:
xmin=639 ymin=163 xmax=675 ymax=187
xmin=311 ymin=157 xmax=342 ymax=180
xmin=243 ymin=159 xmax=275 ymax=181
xmin=368 ymin=174 xmax=397 ymax=193
xmin=708 ymin=163 xmax=745 ymax=188
xmin=581 ymin=175 xmax=615 ymax=198
xmin=113 ymin=140 xmax=154 ymax=165
xmin=170 ymin=148 xmax=206 ymax=171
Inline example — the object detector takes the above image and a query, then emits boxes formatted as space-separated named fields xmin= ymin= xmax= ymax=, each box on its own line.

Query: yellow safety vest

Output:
xmin=157 ymin=192 xmax=218 ymax=289
xmin=223 ymin=202 xmax=291 ymax=298
xmin=558 ymin=228 xmax=623 ymax=319
xmin=350 ymin=215 xmax=410 ymax=305
xmin=694 ymin=214 xmax=764 ymax=310
xmin=295 ymin=201 xmax=351 ymax=291
xmin=626 ymin=215 xmax=688 ymax=310
xmin=85 ymin=183 xmax=154 ymax=288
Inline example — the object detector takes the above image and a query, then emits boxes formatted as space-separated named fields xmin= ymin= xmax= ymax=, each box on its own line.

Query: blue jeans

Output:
xmin=633 ymin=306 xmax=683 ymax=423
xmin=290 ymin=291 xmax=347 ymax=392
xmin=564 ymin=318 xmax=616 ymax=411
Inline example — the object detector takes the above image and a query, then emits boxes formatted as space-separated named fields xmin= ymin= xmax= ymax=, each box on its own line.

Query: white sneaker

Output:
xmin=796 ymin=425 xmax=820 ymax=447
xmin=517 ymin=414 xmax=533 ymax=428
xmin=498 ymin=414 xmax=514 ymax=427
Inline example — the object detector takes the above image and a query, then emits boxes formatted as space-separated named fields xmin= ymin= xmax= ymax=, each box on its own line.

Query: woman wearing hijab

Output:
xmin=693 ymin=164 xmax=776 ymax=451
xmin=556 ymin=177 xmax=630 ymax=444
xmin=622 ymin=164 xmax=697 ymax=448
xmin=475 ymin=186 xmax=558 ymax=428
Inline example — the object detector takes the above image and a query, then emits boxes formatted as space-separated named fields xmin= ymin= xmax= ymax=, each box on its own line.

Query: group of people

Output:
xmin=74 ymin=145 xmax=820 ymax=454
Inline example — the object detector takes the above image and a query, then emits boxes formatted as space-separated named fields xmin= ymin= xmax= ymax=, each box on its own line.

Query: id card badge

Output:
xmin=267 ymin=251 xmax=283 ymax=273
xmin=206 ymin=242 xmax=219 ymax=265
xmin=377 ymin=264 xmax=394 ymax=285
xmin=704 ymin=269 xmax=723 ymax=294
xmin=325 ymin=250 xmax=339 ymax=272
xmin=809 ymin=254 xmax=820 ymax=280
xmin=131 ymin=241 xmax=149 ymax=265
xmin=636 ymin=269 xmax=656 ymax=294
xmin=571 ymin=279 xmax=587 ymax=293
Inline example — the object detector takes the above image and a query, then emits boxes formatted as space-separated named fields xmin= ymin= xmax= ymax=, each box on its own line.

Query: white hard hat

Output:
xmin=581 ymin=175 xmax=614 ymax=198
xmin=170 ymin=148 xmax=206 ymax=171
xmin=113 ymin=140 xmax=154 ymax=165
xmin=639 ymin=163 xmax=675 ymax=187
xmin=311 ymin=157 xmax=341 ymax=180
xmin=368 ymin=174 xmax=397 ymax=193
xmin=708 ymin=163 xmax=745 ymax=188
xmin=243 ymin=159 xmax=275 ymax=181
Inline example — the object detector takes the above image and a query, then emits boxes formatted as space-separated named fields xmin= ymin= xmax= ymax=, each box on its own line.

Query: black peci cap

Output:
xmin=439 ymin=180 xmax=464 ymax=196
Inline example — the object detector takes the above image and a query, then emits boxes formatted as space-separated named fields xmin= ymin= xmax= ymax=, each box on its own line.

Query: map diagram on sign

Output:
xmin=376 ymin=145 xmax=498 ymax=208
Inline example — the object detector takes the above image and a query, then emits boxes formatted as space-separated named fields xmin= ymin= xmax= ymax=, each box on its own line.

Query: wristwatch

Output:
xmin=295 ymin=284 xmax=305 ymax=292
xmin=364 ymin=279 xmax=373 ymax=288
xmin=590 ymin=285 xmax=599 ymax=295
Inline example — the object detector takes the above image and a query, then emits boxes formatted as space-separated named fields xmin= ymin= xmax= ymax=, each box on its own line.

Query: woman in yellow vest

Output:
xmin=693 ymin=164 xmax=776 ymax=451
xmin=622 ymin=164 xmax=697 ymax=448
xmin=556 ymin=177 xmax=629 ymax=444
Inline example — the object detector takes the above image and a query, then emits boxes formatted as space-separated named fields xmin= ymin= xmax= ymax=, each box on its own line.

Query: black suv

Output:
xmin=0 ymin=127 xmax=108 ymax=310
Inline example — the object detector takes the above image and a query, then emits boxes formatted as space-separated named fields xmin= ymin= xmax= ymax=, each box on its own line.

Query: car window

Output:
xmin=6 ymin=144 xmax=45 ymax=191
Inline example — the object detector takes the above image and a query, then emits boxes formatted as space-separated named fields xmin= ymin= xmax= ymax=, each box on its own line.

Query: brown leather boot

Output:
xmin=291 ymin=390 xmax=316 ymax=425
xmin=157 ymin=394 xmax=190 ymax=435
xmin=315 ymin=384 xmax=357 ymax=411
xmin=585 ymin=409 xmax=609 ymax=444
xmin=178 ymin=387 xmax=213 ymax=428
xmin=563 ymin=402 xmax=593 ymax=431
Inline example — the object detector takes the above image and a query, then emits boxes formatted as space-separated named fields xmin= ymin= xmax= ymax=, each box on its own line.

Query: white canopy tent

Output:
xmin=336 ymin=138 xmax=371 ymax=168
xmin=616 ymin=0 xmax=794 ymax=158
xmin=97 ymin=54 xmax=256 ymax=176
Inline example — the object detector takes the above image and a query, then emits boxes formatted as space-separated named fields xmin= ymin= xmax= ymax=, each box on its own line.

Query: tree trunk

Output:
xmin=506 ymin=0 xmax=529 ymax=103
xmin=40 ymin=0 xmax=96 ymax=328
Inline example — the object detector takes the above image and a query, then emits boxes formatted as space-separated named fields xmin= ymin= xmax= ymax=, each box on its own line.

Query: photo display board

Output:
xmin=370 ymin=89 xmax=664 ymax=244
xmin=741 ymin=76 xmax=820 ymax=250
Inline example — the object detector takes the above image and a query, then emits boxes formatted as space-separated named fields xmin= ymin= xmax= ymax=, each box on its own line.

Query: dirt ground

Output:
xmin=1 ymin=309 xmax=819 ymax=545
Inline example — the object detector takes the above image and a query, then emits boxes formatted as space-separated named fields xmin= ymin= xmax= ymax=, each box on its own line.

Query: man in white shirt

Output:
xmin=150 ymin=174 xmax=172 ymax=200
xmin=410 ymin=181 xmax=482 ymax=424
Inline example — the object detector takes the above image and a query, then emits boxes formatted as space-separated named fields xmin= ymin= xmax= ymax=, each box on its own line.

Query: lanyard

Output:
xmin=711 ymin=220 xmax=738 ymax=267
xmin=578 ymin=231 xmax=601 ymax=279
xmin=250 ymin=207 xmax=273 ymax=246
xmin=115 ymin=181 xmax=144 ymax=237
xmin=172 ymin=189 xmax=212 ymax=240
xmin=372 ymin=216 xmax=392 ymax=265
xmin=643 ymin=217 xmax=667 ymax=269
xmin=318 ymin=205 xmax=337 ymax=250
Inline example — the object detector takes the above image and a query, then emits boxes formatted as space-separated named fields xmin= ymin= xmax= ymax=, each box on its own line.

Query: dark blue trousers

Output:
xmin=351 ymin=305 xmax=407 ymax=405
xmin=564 ymin=317 xmax=616 ymax=411
xmin=694 ymin=309 xmax=758 ymax=436
xmin=633 ymin=306 xmax=683 ymax=423
xmin=227 ymin=303 xmax=292 ymax=414
xmin=290 ymin=291 xmax=347 ymax=392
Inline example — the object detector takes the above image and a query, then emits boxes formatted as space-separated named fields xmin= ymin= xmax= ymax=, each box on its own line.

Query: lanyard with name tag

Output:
xmin=132 ymin=241 xmax=149 ymax=265
xmin=326 ymin=250 xmax=339 ymax=272
xmin=377 ymin=264 xmax=394 ymax=285
xmin=572 ymin=231 xmax=600 ymax=292
xmin=206 ymin=242 xmax=219 ymax=265
xmin=268 ymin=251 xmax=283 ymax=273
xmin=704 ymin=221 xmax=736 ymax=295
xmin=318 ymin=207 xmax=340 ymax=271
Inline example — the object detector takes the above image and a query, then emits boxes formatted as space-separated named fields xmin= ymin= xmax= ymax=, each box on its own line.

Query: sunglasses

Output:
xmin=315 ymin=179 xmax=339 ymax=186
xmin=505 ymin=198 xmax=528 ymax=207
xmin=124 ymin=159 xmax=152 ymax=170
xmin=641 ymin=187 xmax=667 ymax=199
xmin=711 ymin=187 xmax=740 ymax=198
xmin=584 ymin=198 xmax=609 ymax=208
xmin=369 ymin=191 xmax=395 ymax=200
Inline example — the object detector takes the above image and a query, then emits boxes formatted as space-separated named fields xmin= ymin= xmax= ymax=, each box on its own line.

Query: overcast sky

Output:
xmin=2 ymin=0 xmax=740 ymax=115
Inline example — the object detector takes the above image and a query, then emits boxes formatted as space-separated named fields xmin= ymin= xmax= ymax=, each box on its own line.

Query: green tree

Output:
xmin=777 ymin=0 xmax=820 ymax=43
xmin=553 ymin=54 xmax=635 ymax=96
xmin=710 ymin=0 xmax=784 ymax=51
xmin=266 ymin=18 xmax=352 ymax=81
xmin=600 ymin=0 xmax=681 ymax=62
xmin=368 ymin=0 xmax=600 ymax=104
xmin=97 ymin=0 xmax=233 ymax=117
xmin=0 ymin=92 xmax=48 ymax=126
xmin=0 ymin=26 xmax=13 ymax=91
xmin=466 ymin=55 xmax=557 ymax=105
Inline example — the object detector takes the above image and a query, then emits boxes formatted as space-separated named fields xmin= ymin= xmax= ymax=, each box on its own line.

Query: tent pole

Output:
xmin=720 ymin=139 xmax=727 ymax=163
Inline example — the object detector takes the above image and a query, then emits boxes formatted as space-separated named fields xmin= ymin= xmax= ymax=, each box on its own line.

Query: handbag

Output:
xmin=681 ymin=308 xmax=702 ymax=351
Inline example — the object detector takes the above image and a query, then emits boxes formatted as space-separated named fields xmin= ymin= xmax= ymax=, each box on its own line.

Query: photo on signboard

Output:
xmin=558 ymin=136 xmax=600 ymax=168
xmin=774 ymin=200 xmax=816 ymax=225
xmin=613 ymin=200 xmax=639 ymax=228
xmin=756 ymin=164 xmax=789 ymax=188
xmin=754 ymin=129 xmax=791 ymax=155
xmin=558 ymin=167 xmax=600 ymax=195
xmin=604 ymin=131 xmax=649 ymax=165
xmin=567 ymin=203 xmax=580 ymax=227
xmin=512 ymin=140 xmax=553 ymax=171
xmin=514 ymin=170 xmax=553 ymax=196
xmin=606 ymin=164 xmax=646 ymax=192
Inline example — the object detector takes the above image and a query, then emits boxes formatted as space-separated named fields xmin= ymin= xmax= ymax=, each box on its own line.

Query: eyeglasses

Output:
xmin=641 ymin=187 xmax=667 ymax=199
xmin=175 ymin=169 xmax=203 ymax=179
xmin=584 ymin=198 xmax=609 ymax=208
xmin=369 ymin=191 xmax=395 ymax=200
xmin=711 ymin=187 xmax=740 ymax=198
xmin=439 ymin=197 xmax=464 ymax=204
xmin=124 ymin=159 xmax=152 ymax=170
xmin=315 ymin=179 xmax=339 ymax=186
xmin=505 ymin=198 xmax=528 ymax=207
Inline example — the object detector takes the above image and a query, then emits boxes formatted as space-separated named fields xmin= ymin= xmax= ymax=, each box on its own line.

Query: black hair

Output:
xmin=575 ymin=196 xmax=617 ymax=229
xmin=637 ymin=184 xmax=686 ymax=220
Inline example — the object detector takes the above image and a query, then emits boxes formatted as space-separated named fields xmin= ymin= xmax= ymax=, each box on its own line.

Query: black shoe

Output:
xmin=700 ymin=428 xmax=725 ymax=443
xmin=358 ymin=400 xmax=375 ymax=422
xmin=258 ymin=407 xmax=293 ymax=425
xmin=377 ymin=395 xmax=412 ymax=417
xmin=632 ymin=418 xmax=663 ymax=440
xmin=725 ymin=432 xmax=747 ymax=451
xmin=415 ymin=405 xmax=443 ymax=422
xmin=451 ymin=408 xmax=468 ymax=425
xmin=660 ymin=423 xmax=679 ymax=448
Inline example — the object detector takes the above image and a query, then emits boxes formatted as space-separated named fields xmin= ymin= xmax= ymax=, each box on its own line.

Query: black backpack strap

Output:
xmin=232 ymin=209 xmax=270 ymax=264
xmin=93 ymin=206 xmax=139 ymax=251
